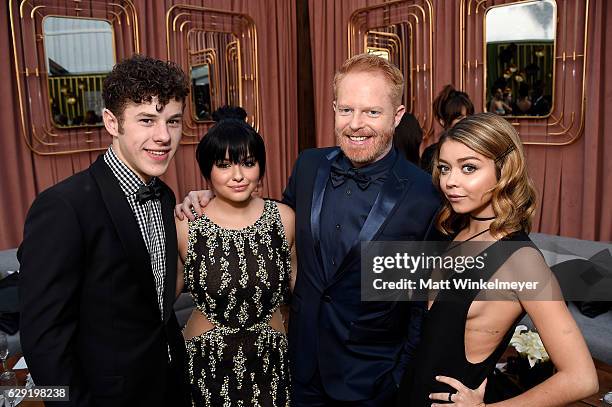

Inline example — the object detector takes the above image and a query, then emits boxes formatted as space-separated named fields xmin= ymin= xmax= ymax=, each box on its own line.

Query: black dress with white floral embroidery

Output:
xmin=183 ymin=200 xmax=291 ymax=407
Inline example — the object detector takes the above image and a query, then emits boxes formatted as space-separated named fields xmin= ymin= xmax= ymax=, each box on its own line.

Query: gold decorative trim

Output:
xmin=226 ymin=40 xmax=243 ymax=108
xmin=108 ymin=3 xmax=129 ymax=23
xmin=29 ymin=5 xmax=46 ymax=19
xmin=10 ymin=0 xmax=140 ymax=155
xmin=460 ymin=0 xmax=589 ymax=146
xmin=365 ymin=30 xmax=413 ymax=113
xmin=348 ymin=0 xmax=434 ymax=137
xmin=166 ymin=4 xmax=259 ymax=145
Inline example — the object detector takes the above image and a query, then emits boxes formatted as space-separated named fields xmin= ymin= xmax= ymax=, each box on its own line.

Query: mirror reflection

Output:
xmin=188 ymin=32 xmax=239 ymax=122
xmin=43 ymin=16 xmax=114 ymax=128
xmin=191 ymin=64 xmax=213 ymax=121
xmin=366 ymin=48 xmax=390 ymax=61
xmin=485 ymin=0 xmax=556 ymax=117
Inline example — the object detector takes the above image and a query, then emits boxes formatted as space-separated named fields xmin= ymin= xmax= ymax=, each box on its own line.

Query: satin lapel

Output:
xmin=310 ymin=148 xmax=341 ymax=283
xmin=90 ymin=156 xmax=159 ymax=312
xmin=330 ymin=157 xmax=412 ymax=286
xmin=160 ymin=187 xmax=177 ymax=323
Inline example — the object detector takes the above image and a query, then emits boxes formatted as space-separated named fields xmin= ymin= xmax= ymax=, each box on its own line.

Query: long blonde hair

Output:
xmin=432 ymin=112 xmax=537 ymax=238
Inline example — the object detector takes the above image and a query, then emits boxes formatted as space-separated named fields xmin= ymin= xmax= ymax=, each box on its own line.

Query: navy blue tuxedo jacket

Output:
xmin=283 ymin=147 xmax=440 ymax=400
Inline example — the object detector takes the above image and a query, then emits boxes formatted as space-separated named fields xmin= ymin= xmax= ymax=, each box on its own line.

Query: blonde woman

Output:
xmin=397 ymin=113 xmax=597 ymax=406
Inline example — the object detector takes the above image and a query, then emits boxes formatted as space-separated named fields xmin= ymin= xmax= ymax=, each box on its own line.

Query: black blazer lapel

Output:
xmin=160 ymin=186 xmax=177 ymax=323
xmin=310 ymin=148 xmax=341 ymax=283
xmin=90 ymin=156 xmax=160 ymax=313
xmin=330 ymin=155 xmax=412 ymax=286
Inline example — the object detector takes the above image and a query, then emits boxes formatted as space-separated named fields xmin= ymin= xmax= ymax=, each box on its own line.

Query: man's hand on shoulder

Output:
xmin=174 ymin=190 xmax=215 ymax=221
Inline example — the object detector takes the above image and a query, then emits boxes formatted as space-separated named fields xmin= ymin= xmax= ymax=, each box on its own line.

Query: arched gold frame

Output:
xmin=364 ymin=32 xmax=401 ymax=67
xmin=225 ymin=40 xmax=242 ymax=107
xmin=166 ymin=4 xmax=259 ymax=145
xmin=186 ymin=30 xmax=240 ymax=126
xmin=460 ymin=0 xmax=590 ymax=146
xmin=9 ymin=0 xmax=139 ymax=156
xmin=348 ymin=0 xmax=434 ymax=137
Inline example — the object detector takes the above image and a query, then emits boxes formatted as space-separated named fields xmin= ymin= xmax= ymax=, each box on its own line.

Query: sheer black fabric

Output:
xmin=397 ymin=232 xmax=536 ymax=406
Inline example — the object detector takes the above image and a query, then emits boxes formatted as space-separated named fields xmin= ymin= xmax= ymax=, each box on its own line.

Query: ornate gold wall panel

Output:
xmin=225 ymin=40 xmax=241 ymax=106
xmin=188 ymin=48 xmax=220 ymax=123
xmin=10 ymin=0 xmax=139 ymax=155
xmin=348 ymin=0 xmax=434 ymax=137
xmin=166 ymin=5 xmax=259 ymax=145
xmin=460 ymin=0 xmax=590 ymax=145
xmin=365 ymin=30 xmax=413 ymax=112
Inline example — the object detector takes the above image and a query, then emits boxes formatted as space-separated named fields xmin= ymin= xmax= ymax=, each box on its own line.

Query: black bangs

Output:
xmin=207 ymin=122 xmax=253 ymax=164
xmin=196 ymin=119 xmax=266 ymax=180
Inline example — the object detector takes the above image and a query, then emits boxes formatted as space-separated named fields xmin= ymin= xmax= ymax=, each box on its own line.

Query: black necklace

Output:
xmin=462 ymin=228 xmax=491 ymax=241
xmin=446 ymin=228 xmax=491 ymax=252
xmin=470 ymin=215 xmax=496 ymax=221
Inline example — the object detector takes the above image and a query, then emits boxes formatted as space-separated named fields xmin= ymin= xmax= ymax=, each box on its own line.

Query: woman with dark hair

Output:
xmin=176 ymin=107 xmax=295 ymax=406
xmin=393 ymin=112 xmax=423 ymax=165
xmin=397 ymin=113 xmax=597 ymax=406
xmin=420 ymin=85 xmax=475 ymax=173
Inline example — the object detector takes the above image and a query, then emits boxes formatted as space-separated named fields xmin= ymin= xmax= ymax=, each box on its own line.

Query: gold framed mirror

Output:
xmin=186 ymin=30 xmax=239 ymax=124
xmin=166 ymin=5 xmax=259 ymax=144
xmin=10 ymin=0 xmax=139 ymax=155
xmin=484 ymin=0 xmax=556 ymax=118
xmin=460 ymin=0 xmax=590 ymax=146
xmin=43 ymin=16 xmax=115 ymax=129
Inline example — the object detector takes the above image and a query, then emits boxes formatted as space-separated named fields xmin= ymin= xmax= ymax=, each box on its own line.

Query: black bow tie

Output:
xmin=330 ymin=163 xmax=372 ymax=190
xmin=135 ymin=183 xmax=162 ymax=204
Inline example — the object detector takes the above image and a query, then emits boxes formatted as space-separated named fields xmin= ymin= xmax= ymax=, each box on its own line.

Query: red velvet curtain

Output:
xmin=0 ymin=0 xmax=298 ymax=249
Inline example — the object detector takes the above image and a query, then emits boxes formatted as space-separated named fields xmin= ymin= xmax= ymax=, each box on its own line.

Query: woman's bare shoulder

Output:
xmin=272 ymin=200 xmax=295 ymax=221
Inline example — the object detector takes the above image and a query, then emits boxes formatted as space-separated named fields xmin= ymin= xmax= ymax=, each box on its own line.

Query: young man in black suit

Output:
xmin=18 ymin=55 xmax=191 ymax=406
xmin=176 ymin=54 xmax=440 ymax=406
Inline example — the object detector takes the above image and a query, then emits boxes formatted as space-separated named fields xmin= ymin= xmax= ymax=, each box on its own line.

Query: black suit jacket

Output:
xmin=18 ymin=155 xmax=189 ymax=407
xmin=283 ymin=147 xmax=440 ymax=401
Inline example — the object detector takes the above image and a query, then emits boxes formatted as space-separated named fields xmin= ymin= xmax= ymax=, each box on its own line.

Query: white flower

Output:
xmin=510 ymin=325 xmax=550 ymax=368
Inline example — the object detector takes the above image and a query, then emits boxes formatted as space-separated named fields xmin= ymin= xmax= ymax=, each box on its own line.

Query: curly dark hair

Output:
xmin=102 ymin=54 xmax=189 ymax=125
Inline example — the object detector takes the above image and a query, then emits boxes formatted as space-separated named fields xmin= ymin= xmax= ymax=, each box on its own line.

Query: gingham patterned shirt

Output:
xmin=104 ymin=146 xmax=166 ymax=319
